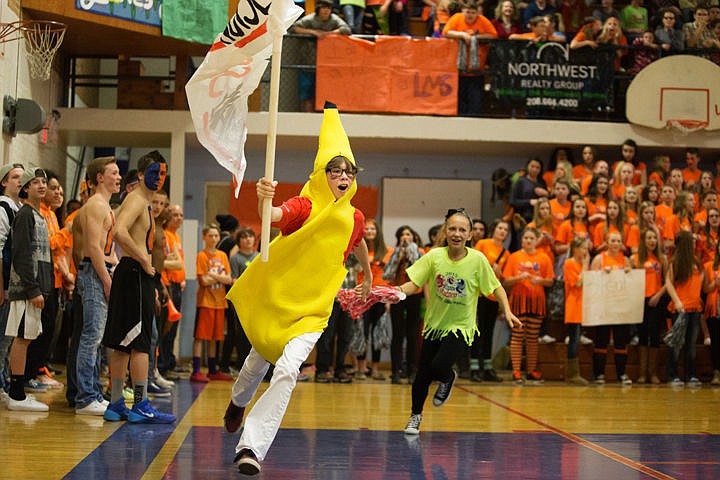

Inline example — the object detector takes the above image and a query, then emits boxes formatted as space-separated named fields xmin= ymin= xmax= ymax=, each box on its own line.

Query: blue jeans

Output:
xmin=75 ymin=261 xmax=108 ymax=408
xmin=566 ymin=324 xmax=582 ymax=359
xmin=342 ymin=4 xmax=363 ymax=33
xmin=667 ymin=312 xmax=701 ymax=380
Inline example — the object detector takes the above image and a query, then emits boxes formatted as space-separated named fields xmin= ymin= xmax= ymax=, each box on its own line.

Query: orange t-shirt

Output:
xmin=590 ymin=222 xmax=628 ymax=250
xmin=580 ymin=175 xmax=593 ymax=195
xmin=682 ymin=168 xmax=702 ymax=187
xmin=648 ymin=171 xmax=664 ymax=187
xmin=442 ymin=12 xmax=498 ymax=69
xmin=358 ymin=247 xmax=393 ymax=288
xmin=474 ymin=239 xmax=509 ymax=271
xmin=697 ymin=230 xmax=718 ymax=264
xmin=549 ymin=198 xmax=571 ymax=230
xmin=626 ymin=225 xmax=640 ymax=251
xmin=662 ymin=215 xmax=692 ymax=241
xmin=40 ymin=203 xmax=64 ymax=288
xmin=162 ymin=229 xmax=186 ymax=285
xmin=503 ymin=249 xmax=553 ymax=316
xmin=598 ymin=251 xmax=627 ymax=270
xmin=694 ymin=209 xmax=708 ymax=227
xmin=632 ymin=252 xmax=663 ymax=298
xmin=196 ymin=248 xmax=230 ymax=309
xmin=625 ymin=209 xmax=638 ymax=226
xmin=703 ymin=261 xmax=720 ymax=317
xmin=527 ymin=221 xmax=555 ymax=263
xmin=670 ymin=265 xmax=703 ymax=313
xmin=655 ymin=203 xmax=674 ymax=232
xmin=611 ymin=184 xmax=626 ymax=202
xmin=573 ymin=164 xmax=593 ymax=182
xmin=555 ymin=220 xmax=590 ymax=245
xmin=585 ymin=196 xmax=607 ymax=227
xmin=563 ymin=257 xmax=584 ymax=325
xmin=612 ymin=161 xmax=645 ymax=186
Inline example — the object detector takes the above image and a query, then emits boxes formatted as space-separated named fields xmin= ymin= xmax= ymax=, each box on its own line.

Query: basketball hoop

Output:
xmin=21 ymin=21 xmax=66 ymax=81
xmin=0 ymin=20 xmax=66 ymax=81
xmin=666 ymin=119 xmax=709 ymax=135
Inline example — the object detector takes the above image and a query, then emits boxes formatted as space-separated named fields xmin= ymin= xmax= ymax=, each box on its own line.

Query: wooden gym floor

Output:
xmin=2 ymin=371 xmax=719 ymax=479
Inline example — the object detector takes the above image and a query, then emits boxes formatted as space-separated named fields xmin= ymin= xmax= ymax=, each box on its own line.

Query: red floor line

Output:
xmin=459 ymin=386 xmax=676 ymax=480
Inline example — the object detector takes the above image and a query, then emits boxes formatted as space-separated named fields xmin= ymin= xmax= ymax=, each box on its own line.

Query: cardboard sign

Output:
xmin=582 ymin=269 xmax=645 ymax=326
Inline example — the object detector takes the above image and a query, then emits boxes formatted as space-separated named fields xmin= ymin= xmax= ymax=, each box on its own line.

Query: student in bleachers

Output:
xmin=594 ymin=0 xmax=620 ymax=24
xmin=642 ymin=182 xmax=660 ymax=205
xmin=555 ymin=197 xmax=591 ymax=256
xmin=570 ymin=16 xmax=603 ymax=48
xmin=591 ymin=199 xmax=628 ymax=253
xmin=655 ymin=8 xmax=685 ymax=52
xmin=648 ymin=155 xmax=670 ymax=188
xmin=549 ymin=180 xmax=572 ymax=231
xmin=574 ymin=145 xmax=597 ymax=183
xmin=693 ymin=189 xmax=717 ymax=230
xmin=663 ymin=190 xmax=695 ymax=252
xmin=510 ymin=157 xmax=549 ymax=244
xmin=563 ymin=237 xmax=590 ymax=385
xmin=697 ymin=206 xmax=720 ymax=264
xmin=585 ymin=173 xmax=611 ymax=228
xmin=611 ymin=161 xmax=636 ymax=201
xmin=527 ymin=198 xmax=555 ymax=264
xmin=683 ymin=5 xmax=715 ymax=48
xmin=632 ymin=227 xmax=666 ymax=384
xmin=491 ymin=0 xmax=522 ymax=39
xmin=597 ymin=15 xmax=629 ymax=71
xmin=655 ymin=184 xmax=676 ymax=233
xmin=580 ymin=160 xmax=609 ymax=195
xmin=703 ymin=238 xmax=720 ymax=385
xmin=622 ymin=186 xmax=640 ymax=226
xmin=668 ymin=168 xmax=685 ymax=194
xmin=503 ymin=227 xmax=554 ymax=383
xmin=551 ymin=160 xmax=580 ymax=197
xmin=695 ymin=171 xmax=715 ymax=207
xmin=665 ymin=230 xmax=704 ymax=387
xmin=614 ymin=139 xmax=646 ymax=187
xmin=590 ymin=231 xmax=633 ymax=384
xmin=544 ymin=13 xmax=567 ymax=42
xmin=472 ymin=219 xmax=511 ymax=382
xmin=628 ymin=30 xmax=660 ymax=74
xmin=620 ymin=0 xmax=649 ymax=42
xmin=471 ymin=218 xmax=487 ymax=246
xmin=522 ymin=0 xmax=556 ymax=31
xmin=682 ymin=148 xmax=703 ymax=187
xmin=627 ymin=201 xmax=658 ymax=254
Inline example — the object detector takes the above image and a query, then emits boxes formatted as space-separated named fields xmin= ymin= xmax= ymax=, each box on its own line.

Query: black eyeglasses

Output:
xmin=325 ymin=167 xmax=357 ymax=179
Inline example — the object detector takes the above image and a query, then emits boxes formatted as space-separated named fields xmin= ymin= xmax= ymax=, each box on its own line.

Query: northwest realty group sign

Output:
xmin=491 ymin=41 xmax=615 ymax=112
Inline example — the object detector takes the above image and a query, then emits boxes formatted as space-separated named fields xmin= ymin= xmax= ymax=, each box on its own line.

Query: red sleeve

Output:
xmin=275 ymin=196 xmax=312 ymax=236
xmin=344 ymin=209 xmax=366 ymax=261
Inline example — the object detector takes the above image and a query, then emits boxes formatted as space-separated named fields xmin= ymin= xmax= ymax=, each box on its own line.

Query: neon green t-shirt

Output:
xmin=406 ymin=247 xmax=501 ymax=346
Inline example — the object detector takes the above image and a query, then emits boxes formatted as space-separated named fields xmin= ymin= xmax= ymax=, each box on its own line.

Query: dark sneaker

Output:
xmin=432 ymin=370 xmax=456 ymax=407
xmin=235 ymin=448 xmax=261 ymax=475
xmin=335 ymin=371 xmax=352 ymax=384
xmin=103 ymin=398 xmax=130 ymax=422
xmin=224 ymin=400 xmax=245 ymax=433
xmin=526 ymin=371 xmax=544 ymax=383
xmin=404 ymin=413 xmax=422 ymax=435
xmin=315 ymin=372 xmax=334 ymax=383
xmin=470 ymin=370 xmax=483 ymax=382
xmin=128 ymin=399 xmax=176 ymax=424
xmin=147 ymin=382 xmax=172 ymax=397
xmin=482 ymin=368 xmax=503 ymax=383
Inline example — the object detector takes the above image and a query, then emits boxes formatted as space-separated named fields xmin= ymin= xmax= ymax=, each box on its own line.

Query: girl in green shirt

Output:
xmin=396 ymin=209 xmax=521 ymax=435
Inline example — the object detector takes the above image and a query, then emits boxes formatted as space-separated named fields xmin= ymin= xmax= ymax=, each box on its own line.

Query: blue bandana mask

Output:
xmin=144 ymin=162 xmax=167 ymax=191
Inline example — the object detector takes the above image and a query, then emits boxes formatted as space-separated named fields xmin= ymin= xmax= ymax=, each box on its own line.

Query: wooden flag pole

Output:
xmin=260 ymin=33 xmax=284 ymax=262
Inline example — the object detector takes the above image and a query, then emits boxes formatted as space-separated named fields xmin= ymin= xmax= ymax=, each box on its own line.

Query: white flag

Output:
xmin=186 ymin=0 xmax=303 ymax=195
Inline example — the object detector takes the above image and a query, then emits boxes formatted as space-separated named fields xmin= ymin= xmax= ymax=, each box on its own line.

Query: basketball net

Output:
xmin=665 ymin=119 xmax=709 ymax=135
xmin=20 ymin=21 xmax=66 ymax=81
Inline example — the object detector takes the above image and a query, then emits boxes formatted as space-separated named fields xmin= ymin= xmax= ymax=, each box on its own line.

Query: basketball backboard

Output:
xmin=626 ymin=55 xmax=720 ymax=132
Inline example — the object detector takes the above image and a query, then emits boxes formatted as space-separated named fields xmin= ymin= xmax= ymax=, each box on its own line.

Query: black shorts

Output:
xmin=102 ymin=257 xmax=155 ymax=354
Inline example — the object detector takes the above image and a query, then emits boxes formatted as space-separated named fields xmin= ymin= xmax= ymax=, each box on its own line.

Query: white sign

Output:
xmin=582 ymin=269 xmax=645 ymax=326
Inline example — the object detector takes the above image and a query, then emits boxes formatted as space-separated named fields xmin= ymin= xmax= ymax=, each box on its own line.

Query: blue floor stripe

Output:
xmin=61 ymin=380 xmax=205 ymax=480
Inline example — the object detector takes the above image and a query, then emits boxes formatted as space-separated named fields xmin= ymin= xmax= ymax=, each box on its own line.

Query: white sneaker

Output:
xmin=99 ymin=398 xmax=110 ymax=408
xmin=7 ymin=394 xmax=49 ymax=412
xmin=580 ymin=335 xmax=593 ymax=345
xmin=76 ymin=400 xmax=107 ymax=416
xmin=619 ymin=374 xmax=632 ymax=385
xmin=538 ymin=334 xmax=556 ymax=344
xmin=154 ymin=370 xmax=175 ymax=389
xmin=629 ymin=335 xmax=639 ymax=346
xmin=36 ymin=374 xmax=64 ymax=389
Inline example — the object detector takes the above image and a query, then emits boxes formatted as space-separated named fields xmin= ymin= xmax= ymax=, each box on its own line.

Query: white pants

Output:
xmin=232 ymin=331 xmax=321 ymax=461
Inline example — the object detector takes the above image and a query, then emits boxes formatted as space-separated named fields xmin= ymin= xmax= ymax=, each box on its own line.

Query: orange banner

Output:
xmin=229 ymin=181 xmax=379 ymax=240
xmin=316 ymin=35 xmax=458 ymax=115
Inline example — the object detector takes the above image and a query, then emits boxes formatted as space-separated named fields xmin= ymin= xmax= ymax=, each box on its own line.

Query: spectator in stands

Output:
xmin=643 ymin=182 xmax=660 ymax=205
xmin=656 ymin=184 xmax=676 ymax=233
xmin=560 ymin=0 xmax=589 ymax=39
xmin=626 ymin=200 xmax=657 ymax=253
xmin=591 ymin=231 xmax=633 ymax=384
xmin=552 ymin=161 xmax=580 ymax=197
xmin=683 ymin=147 xmax=703 ymax=187
xmin=471 ymin=218 xmax=487 ymax=245
xmin=704 ymin=237 xmax=720 ymax=385
xmin=697 ymin=205 xmax=720 ymax=263
xmin=628 ymin=30 xmax=660 ymax=73
xmin=472 ymin=219 xmax=511 ymax=382
xmin=665 ymin=230 xmax=704 ymax=387
xmin=711 ymin=4 xmax=720 ymax=21
xmin=632 ymin=227 xmax=666 ymax=384
xmin=694 ymin=172 xmax=715 ymax=211
xmin=522 ymin=0 xmax=556 ymax=31
xmin=492 ymin=0 xmax=522 ymax=38
xmin=443 ymin=1 xmax=498 ymax=115
xmin=668 ymin=168 xmax=685 ymax=194
xmin=504 ymin=227 xmax=554 ymax=383
xmin=544 ymin=13 xmax=567 ymax=42
xmin=592 ymin=199 xmax=628 ymax=253
xmin=570 ymin=16 xmax=603 ymax=48
xmin=543 ymin=147 xmax=574 ymax=188
xmin=550 ymin=179 xmax=572 ymax=230
xmin=648 ymin=154 xmax=671 ymax=187
xmin=341 ymin=0 xmax=366 ymax=33
xmin=594 ymin=0 xmax=620 ymax=24
xmin=623 ymin=186 xmax=641 ymax=226
xmin=586 ymin=173 xmax=611 ymax=227
xmin=655 ymin=8 xmax=686 ymax=52
xmin=290 ymin=0 xmax=351 ymax=112
xmin=527 ymin=198 xmax=555 ymax=264
xmin=663 ymin=190 xmax=695 ymax=251
xmin=510 ymin=157 xmax=548 ymax=226
xmin=621 ymin=0 xmax=649 ymax=42
xmin=555 ymin=197 xmax=591 ymax=255
xmin=683 ymin=5 xmax=715 ymax=48
xmin=597 ymin=15 xmax=629 ymax=71
xmin=613 ymin=139 xmax=646 ymax=187
xmin=611 ymin=161 xmax=636 ymax=201
xmin=580 ymin=160 xmax=609 ymax=195
xmin=574 ymin=145 xmax=597 ymax=183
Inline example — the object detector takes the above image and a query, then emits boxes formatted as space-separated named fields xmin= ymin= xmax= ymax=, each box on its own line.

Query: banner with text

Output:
xmin=490 ymin=41 xmax=616 ymax=112
xmin=76 ymin=0 xmax=162 ymax=27
xmin=582 ymin=270 xmax=645 ymax=326
xmin=316 ymin=35 xmax=458 ymax=115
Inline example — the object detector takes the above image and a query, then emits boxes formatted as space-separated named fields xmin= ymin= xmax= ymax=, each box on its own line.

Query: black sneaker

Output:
xmin=470 ymin=370 xmax=483 ymax=382
xmin=335 ymin=371 xmax=352 ymax=384
xmin=433 ymin=370 xmax=456 ymax=407
xmin=235 ymin=448 xmax=261 ymax=475
xmin=224 ymin=400 xmax=246 ymax=433
xmin=482 ymin=368 xmax=503 ymax=383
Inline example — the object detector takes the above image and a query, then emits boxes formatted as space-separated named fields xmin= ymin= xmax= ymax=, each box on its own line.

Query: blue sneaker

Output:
xmin=104 ymin=398 xmax=131 ymax=421
xmin=128 ymin=398 xmax=176 ymax=424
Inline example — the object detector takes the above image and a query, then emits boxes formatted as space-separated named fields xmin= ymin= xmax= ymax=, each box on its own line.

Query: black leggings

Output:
xmin=390 ymin=293 xmax=422 ymax=375
xmin=471 ymin=297 xmax=499 ymax=361
xmin=412 ymin=332 xmax=467 ymax=415
xmin=638 ymin=297 xmax=663 ymax=348
xmin=358 ymin=302 xmax=383 ymax=363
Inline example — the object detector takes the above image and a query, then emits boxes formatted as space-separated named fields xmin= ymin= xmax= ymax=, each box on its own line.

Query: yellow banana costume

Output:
xmin=227 ymin=103 xmax=359 ymax=363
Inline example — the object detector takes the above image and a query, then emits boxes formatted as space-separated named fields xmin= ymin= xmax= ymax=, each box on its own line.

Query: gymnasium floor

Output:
xmin=2 ymin=373 xmax=719 ymax=479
